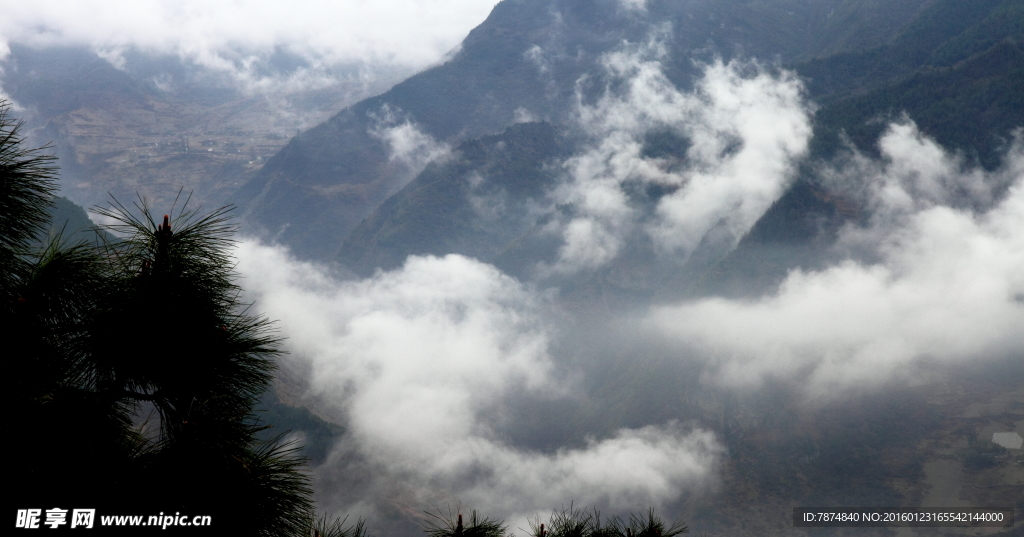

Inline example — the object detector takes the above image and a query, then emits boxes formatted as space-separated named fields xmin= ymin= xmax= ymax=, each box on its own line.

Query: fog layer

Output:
xmin=230 ymin=36 xmax=1024 ymax=530
xmin=237 ymin=245 xmax=722 ymax=522
xmin=0 ymin=0 xmax=498 ymax=91
xmin=650 ymin=123 xmax=1024 ymax=397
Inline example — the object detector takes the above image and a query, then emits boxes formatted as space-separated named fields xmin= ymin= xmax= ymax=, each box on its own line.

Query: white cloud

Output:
xmin=549 ymin=38 xmax=812 ymax=273
xmin=650 ymin=61 xmax=811 ymax=254
xmin=648 ymin=122 xmax=1024 ymax=397
xmin=0 ymin=0 xmax=498 ymax=90
xmin=618 ymin=0 xmax=648 ymax=12
xmin=376 ymin=122 xmax=450 ymax=170
xmin=524 ymin=44 xmax=550 ymax=74
xmin=514 ymin=106 xmax=539 ymax=124
xmin=463 ymin=423 xmax=720 ymax=520
xmin=369 ymin=106 xmax=452 ymax=191
xmin=235 ymin=241 xmax=721 ymax=520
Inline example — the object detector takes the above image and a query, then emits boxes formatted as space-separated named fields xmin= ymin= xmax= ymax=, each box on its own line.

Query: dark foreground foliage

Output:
xmin=2 ymin=100 xmax=318 ymax=535
xmin=299 ymin=512 xmax=368 ymax=537
xmin=425 ymin=505 xmax=508 ymax=537
xmin=424 ymin=504 xmax=687 ymax=537
xmin=527 ymin=505 xmax=687 ymax=537
xmin=5 ymin=100 xmax=686 ymax=536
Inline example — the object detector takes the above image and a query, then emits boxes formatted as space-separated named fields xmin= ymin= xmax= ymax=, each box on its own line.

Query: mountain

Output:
xmin=233 ymin=4 xmax=1024 ymax=530
xmin=0 ymin=46 xmax=398 ymax=213
xmin=266 ymin=0 xmax=1021 ymax=302
xmin=337 ymin=121 xmax=569 ymax=275
xmin=802 ymin=0 xmax=1024 ymax=164
xmin=236 ymin=0 xmax=948 ymax=260
xmin=37 ymin=196 xmax=115 ymax=247
xmin=6 ymin=1 xmax=1023 ymax=535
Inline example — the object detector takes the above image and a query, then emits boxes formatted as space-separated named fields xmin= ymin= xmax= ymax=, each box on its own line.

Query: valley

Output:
xmin=4 ymin=0 xmax=1023 ymax=535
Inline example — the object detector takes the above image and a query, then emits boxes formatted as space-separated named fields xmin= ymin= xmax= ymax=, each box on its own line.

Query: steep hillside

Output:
xmin=327 ymin=0 xmax=1022 ymax=303
xmin=796 ymin=0 xmax=1012 ymax=101
xmin=338 ymin=121 xmax=568 ymax=275
xmin=37 ymin=196 xmax=115 ymax=247
xmin=810 ymin=38 xmax=1024 ymax=168
xmin=236 ymin=0 xmax=937 ymax=260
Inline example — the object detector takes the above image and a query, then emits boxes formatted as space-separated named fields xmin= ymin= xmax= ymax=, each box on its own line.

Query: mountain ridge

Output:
xmin=236 ymin=0 xmax=952 ymax=260
xmin=316 ymin=0 xmax=1022 ymax=303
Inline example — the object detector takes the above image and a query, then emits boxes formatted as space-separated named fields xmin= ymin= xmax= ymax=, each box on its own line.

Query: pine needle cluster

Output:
xmin=424 ymin=504 xmax=686 ymax=537
xmin=2 ymin=100 xmax=315 ymax=536
xmin=528 ymin=506 xmax=688 ymax=537
xmin=299 ymin=513 xmax=368 ymax=537
xmin=424 ymin=505 xmax=508 ymax=537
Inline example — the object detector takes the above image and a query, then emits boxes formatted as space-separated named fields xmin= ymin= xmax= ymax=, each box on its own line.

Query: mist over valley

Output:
xmin=3 ymin=1 xmax=1022 ymax=535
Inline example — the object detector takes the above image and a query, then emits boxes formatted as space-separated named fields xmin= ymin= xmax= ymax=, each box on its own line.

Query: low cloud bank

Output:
xmin=233 ymin=120 xmax=1023 ymax=525
xmin=236 ymin=243 xmax=721 ymax=521
xmin=226 ymin=29 xmax=1021 ymax=529
xmin=649 ymin=122 xmax=1024 ymax=397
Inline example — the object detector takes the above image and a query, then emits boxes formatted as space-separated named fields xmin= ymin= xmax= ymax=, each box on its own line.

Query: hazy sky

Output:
xmin=0 ymin=0 xmax=499 ymax=74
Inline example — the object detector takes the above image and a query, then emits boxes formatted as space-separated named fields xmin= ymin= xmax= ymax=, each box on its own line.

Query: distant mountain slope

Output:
xmin=37 ymin=196 xmax=114 ymax=247
xmin=2 ymin=46 xmax=150 ymax=119
xmin=698 ymin=37 xmax=1024 ymax=296
xmin=0 ymin=46 xmax=381 ymax=214
xmin=328 ymin=0 xmax=1023 ymax=302
xmin=338 ymin=121 xmax=568 ymax=275
xmin=810 ymin=38 xmax=1024 ymax=168
xmin=794 ymin=0 xmax=1024 ymax=166
xmin=236 ymin=0 xmax=937 ymax=260
xmin=796 ymin=0 xmax=1012 ymax=101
